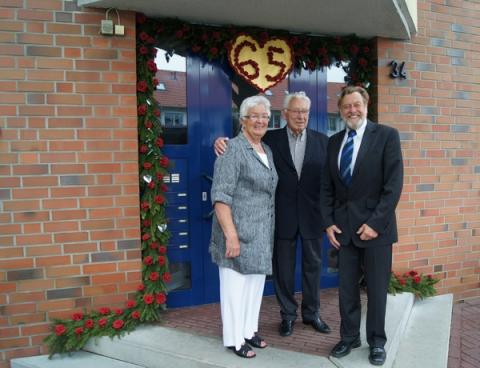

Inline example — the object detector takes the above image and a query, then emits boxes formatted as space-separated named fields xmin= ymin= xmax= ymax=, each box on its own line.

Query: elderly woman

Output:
xmin=209 ymin=95 xmax=278 ymax=358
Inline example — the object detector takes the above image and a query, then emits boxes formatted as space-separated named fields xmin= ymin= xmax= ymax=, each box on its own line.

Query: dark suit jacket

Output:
xmin=321 ymin=120 xmax=403 ymax=247
xmin=263 ymin=127 xmax=328 ymax=240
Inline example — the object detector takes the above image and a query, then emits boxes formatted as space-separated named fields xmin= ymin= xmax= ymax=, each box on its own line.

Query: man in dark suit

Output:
xmin=321 ymin=86 xmax=403 ymax=366
xmin=215 ymin=92 xmax=330 ymax=337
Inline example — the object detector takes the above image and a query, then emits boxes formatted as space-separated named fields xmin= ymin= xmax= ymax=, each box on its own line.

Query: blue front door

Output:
xmin=156 ymin=53 xmax=338 ymax=308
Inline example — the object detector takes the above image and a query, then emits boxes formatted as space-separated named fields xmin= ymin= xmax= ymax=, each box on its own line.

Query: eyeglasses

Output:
xmin=243 ymin=114 xmax=270 ymax=121
xmin=286 ymin=109 xmax=310 ymax=115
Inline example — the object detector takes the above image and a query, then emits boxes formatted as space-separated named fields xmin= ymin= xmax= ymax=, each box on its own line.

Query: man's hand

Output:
xmin=326 ymin=225 xmax=342 ymax=249
xmin=214 ymin=137 xmax=229 ymax=156
xmin=357 ymin=224 xmax=378 ymax=241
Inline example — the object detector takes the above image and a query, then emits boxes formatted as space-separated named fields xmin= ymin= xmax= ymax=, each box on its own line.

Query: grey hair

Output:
xmin=283 ymin=91 xmax=311 ymax=110
xmin=239 ymin=95 xmax=271 ymax=120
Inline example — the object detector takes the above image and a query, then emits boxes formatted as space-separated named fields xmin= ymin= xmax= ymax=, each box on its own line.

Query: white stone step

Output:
xmin=329 ymin=292 xmax=415 ymax=368
xmin=11 ymin=351 xmax=143 ymax=368
xmin=392 ymin=293 xmax=453 ymax=368
xmin=83 ymin=324 xmax=337 ymax=368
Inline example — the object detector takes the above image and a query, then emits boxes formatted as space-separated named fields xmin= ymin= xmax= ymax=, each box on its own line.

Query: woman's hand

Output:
xmin=214 ymin=137 xmax=229 ymax=156
xmin=225 ymin=235 xmax=240 ymax=258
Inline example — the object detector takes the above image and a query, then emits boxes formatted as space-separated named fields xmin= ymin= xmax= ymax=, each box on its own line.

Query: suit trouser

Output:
xmin=338 ymin=242 xmax=392 ymax=348
xmin=272 ymin=236 xmax=322 ymax=321
xmin=219 ymin=267 xmax=266 ymax=350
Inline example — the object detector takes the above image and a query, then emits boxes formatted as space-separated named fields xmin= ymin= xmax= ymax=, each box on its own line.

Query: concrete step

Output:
xmin=11 ymin=351 xmax=143 ymax=368
xmin=83 ymin=324 xmax=337 ymax=368
xmin=393 ymin=293 xmax=453 ymax=368
xmin=329 ymin=292 xmax=415 ymax=368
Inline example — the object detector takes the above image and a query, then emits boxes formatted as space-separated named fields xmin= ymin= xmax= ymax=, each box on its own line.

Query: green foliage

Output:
xmin=388 ymin=270 xmax=440 ymax=299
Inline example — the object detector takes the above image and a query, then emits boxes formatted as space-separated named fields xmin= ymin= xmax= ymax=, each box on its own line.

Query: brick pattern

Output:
xmin=0 ymin=1 xmax=139 ymax=367
xmin=376 ymin=1 xmax=480 ymax=299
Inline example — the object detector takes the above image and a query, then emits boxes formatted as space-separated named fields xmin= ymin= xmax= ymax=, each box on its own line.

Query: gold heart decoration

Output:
xmin=228 ymin=34 xmax=294 ymax=93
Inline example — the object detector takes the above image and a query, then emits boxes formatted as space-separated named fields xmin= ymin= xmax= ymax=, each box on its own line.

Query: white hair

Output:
xmin=283 ymin=91 xmax=311 ymax=110
xmin=239 ymin=95 xmax=271 ymax=120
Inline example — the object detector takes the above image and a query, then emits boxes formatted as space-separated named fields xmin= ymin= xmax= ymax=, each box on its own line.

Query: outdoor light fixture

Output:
xmin=100 ymin=8 xmax=125 ymax=36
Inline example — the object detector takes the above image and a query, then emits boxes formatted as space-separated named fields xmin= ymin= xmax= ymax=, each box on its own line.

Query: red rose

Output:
xmin=156 ymin=173 xmax=163 ymax=181
xmin=131 ymin=310 xmax=141 ymax=319
xmin=358 ymin=57 xmax=368 ymax=68
xmin=139 ymin=145 xmax=148 ymax=154
xmin=143 ymin=162 xmax=152 ymax=170
xmin=159 ymin=157 xmax=169 ymax=168
xmin=161 ymin=184 xmax=168 ymax=192
xmin=72 ymin=312 xmax=83 ymax=321
xmin=158 ymin=246 xmax=167 ymax=255
xmin=209 ymin=47 xmax=218 ymax=56
xmin=153 ymin=78 xmax=159 ymax=86
xmin=156 ymin=293 xmax=166 ymax=304
xmin=153 ymin=109 xmax=160 ymax=117
xmin=147 ymin=60 xmax=157 ymax=72
xmin=55 ymin=324 xmax=66 ymax=336
xmin=175 ymin=30 xmax=184 ymax=39
xmin=98 ymin=318 xmax=107 ymax=327
xmin=139 ymin=32 xmax=149 ymax=41
xmin=143 ymin=294 xmax=154 ymax=304
xmin=138 ymin=104 xmax=147 ymax=116
xmin=126 ymin=300 xmax=136 ymax=308
xmin=155 ymin=137 xmax=164 ymax=148
xmin=75 ymin=327 xmax=84 ymax=335
xmin=363 ymin=46 xmax=370 ymax=54
xmin=413 ymin=276 xmax=421 ymax=284
xmin=84 ymin=319 xmax=94 ymax=329
xmin=141 ymin=201 xmax=150 ymax=211
xmin=144 ymin=120 xmax=153 ymax=129
xmin=154 ymin=195 xmax=164 ymax=204
xmin=142 ymin=233 xmax=150 ymax=241
xmin=158 ymin=255 xmax=166 ymax=266
xmin=137 ymin=283 xmax=145 ymax=292
xmin=112 ymin=319 xmax=124 ymax=330
xmin=137 ymin=81 xmax=148 ymax=92
xmin=99 ymin=307 xmax=110 ymax=315
xmin=143 ymin=256 xmax=154 ymax=265
xmin=409 ymin=270 xmax=418 ymax=277
xmin=150 ymin=241 xmax=158 ymax=250
xmin=115 ymin=308 xmax=123 ymax=316
xmin=350 ymin=45 xmax=360 ymax=55
xmin=162 ymin=272 xmax=171 ymax=282
xmin=143 ymin=219 xmax=151 ymax=227
xmin=149 ymin=272 xmax=159 ymax=281
xmin=139 ymin=46 xmax=148 ymax=55
xmin=148 ymin=181 xmax=155 ymax=189
xmin=399 ymin=278 xmax=406 ymax=286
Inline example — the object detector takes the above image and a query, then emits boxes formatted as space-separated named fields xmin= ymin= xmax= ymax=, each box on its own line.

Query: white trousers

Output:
xmin=218 ymin=267 xmax=266 ymax=350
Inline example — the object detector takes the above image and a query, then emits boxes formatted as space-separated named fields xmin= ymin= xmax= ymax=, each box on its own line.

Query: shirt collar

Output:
xmin=346 ymin=119 xmax=367 ymax=138
xmin=287 ymin=126 xmax=306 ymax=141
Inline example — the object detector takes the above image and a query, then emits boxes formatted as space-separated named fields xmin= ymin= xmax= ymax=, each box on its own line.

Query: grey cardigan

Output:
xmin=209 ymin=133 xmax=278 ymax=274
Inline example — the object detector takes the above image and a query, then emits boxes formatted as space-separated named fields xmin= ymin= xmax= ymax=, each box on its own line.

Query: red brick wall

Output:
xmin=377 ymin=0 xmax=480 ymax=299
xmin=0 ymin=1 xmax=139 ymax=366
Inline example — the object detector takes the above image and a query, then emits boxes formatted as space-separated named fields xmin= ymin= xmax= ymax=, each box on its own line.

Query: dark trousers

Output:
xmin=272 ymin=236 xmax=322 ymax=321
xmin=338 ymin=242 xmax=392 ymax=347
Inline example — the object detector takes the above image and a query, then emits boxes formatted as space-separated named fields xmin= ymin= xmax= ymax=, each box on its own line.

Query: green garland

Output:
xmin=45 ymin=14 xmax=376 ymax=357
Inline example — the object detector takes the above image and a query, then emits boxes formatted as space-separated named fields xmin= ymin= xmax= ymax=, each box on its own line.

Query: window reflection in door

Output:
xmin=154 ymin=49 xmax=188 ymax=145
xmin=326 ymin=64 xmax=348 ymax=137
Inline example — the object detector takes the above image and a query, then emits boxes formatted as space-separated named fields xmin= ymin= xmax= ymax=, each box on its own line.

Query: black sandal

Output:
xmin=245 ymin=333 xmax=268 ymax=349
xmin=228 ymin=343 xmax=256 ymax=358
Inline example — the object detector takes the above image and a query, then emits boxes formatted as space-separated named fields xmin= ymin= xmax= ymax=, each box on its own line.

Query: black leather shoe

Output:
xmin=279 ymin=320 xmax=294 ymax=336
xmin=330 ymin=338 xmax=361 ymax=358
xmin=369 ymin=347 xmax=386 ymax=366
xmin=302 ymin=316 xmax=331 ymax=334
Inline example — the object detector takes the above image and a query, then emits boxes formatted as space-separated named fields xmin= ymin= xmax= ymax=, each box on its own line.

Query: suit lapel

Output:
xmin=299 ymin=129 xmax=312 ymax=178
xmin=277 ymin=127 xmax=296 ymax=171
xmin=351 ymin=120 xmax=376 ymax=180
xmin=332 ymin=130 xmax=346 ymax=183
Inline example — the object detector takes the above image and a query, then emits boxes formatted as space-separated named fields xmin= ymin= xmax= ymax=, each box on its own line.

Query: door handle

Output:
xmin=201 ymin=173 xmax=213 ymax=183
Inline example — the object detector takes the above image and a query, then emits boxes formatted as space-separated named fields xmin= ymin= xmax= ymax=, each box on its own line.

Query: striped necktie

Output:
xmin=339 ymin=129 xmax=357 ymax=186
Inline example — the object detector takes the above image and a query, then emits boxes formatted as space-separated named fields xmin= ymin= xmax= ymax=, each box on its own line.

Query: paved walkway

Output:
xmin=161 ymin=289 xmax=480 ymax=367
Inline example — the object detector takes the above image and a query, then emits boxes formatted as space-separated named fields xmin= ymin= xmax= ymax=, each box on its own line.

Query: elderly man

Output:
xmin=215 ymin=92 xmax=330 ymax=337
xmin=321 ymin=86 xmax=403 ymax=366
